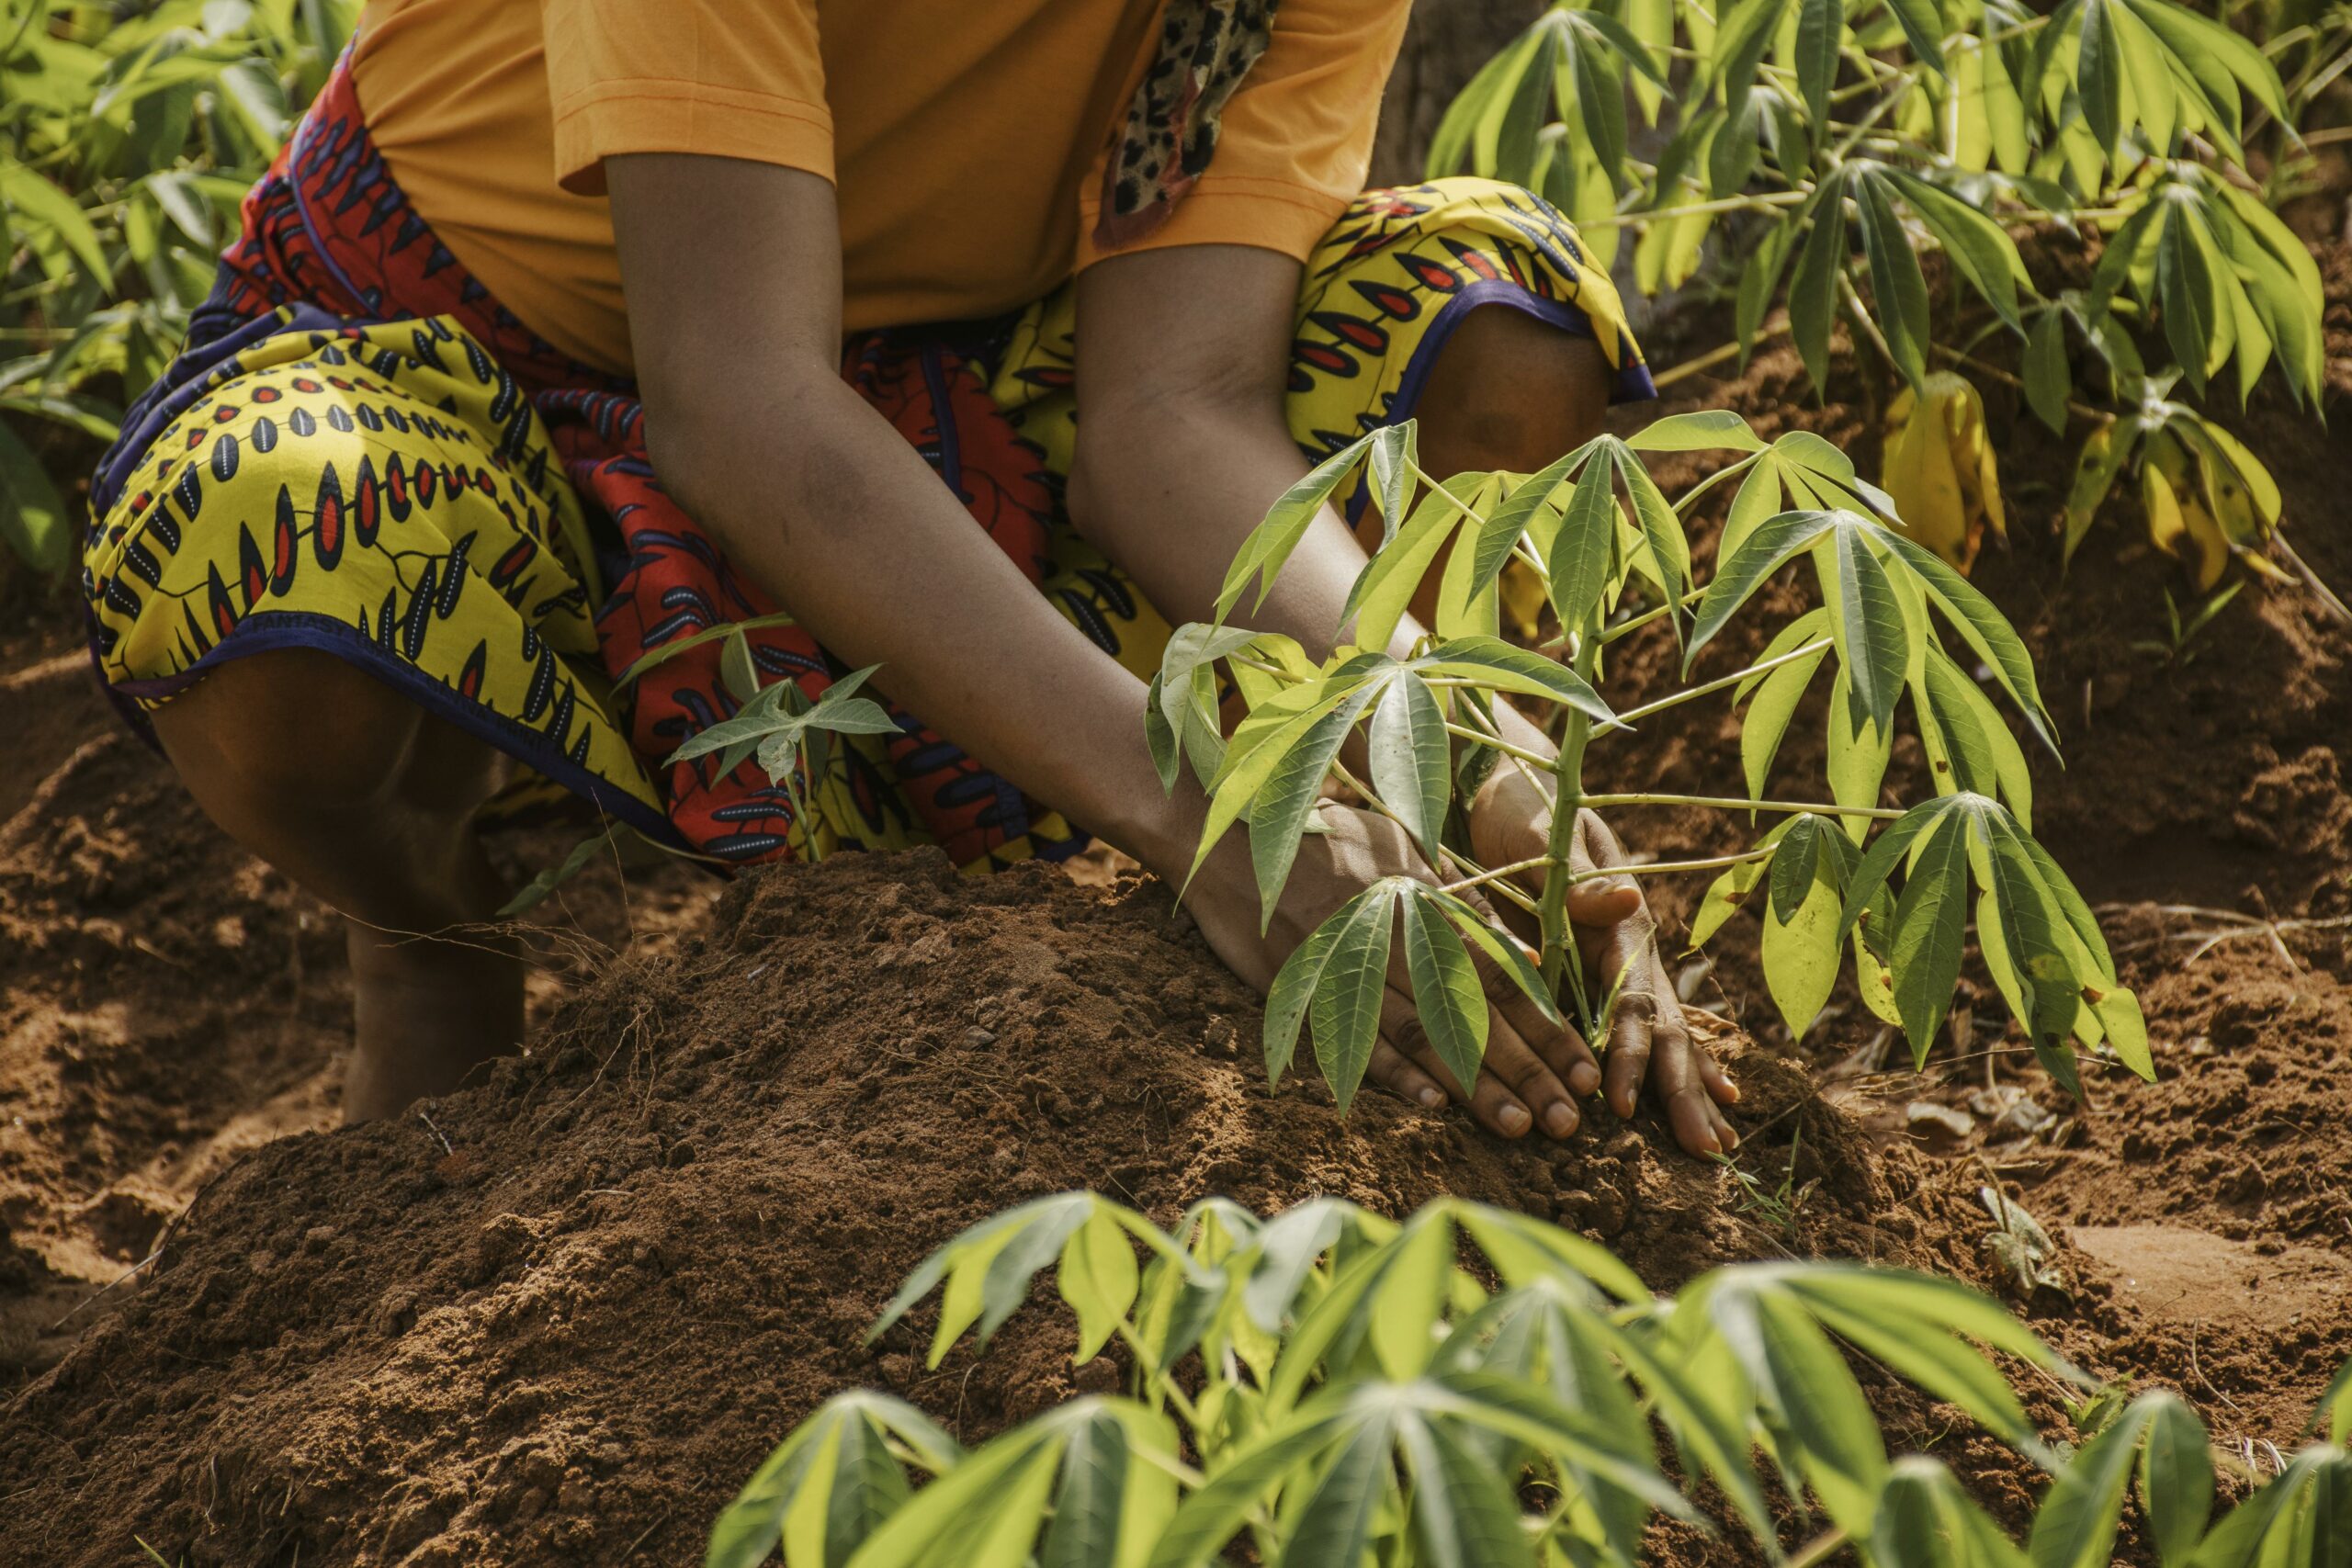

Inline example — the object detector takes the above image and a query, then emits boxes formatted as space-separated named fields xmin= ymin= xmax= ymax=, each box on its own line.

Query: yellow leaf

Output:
xmin=2143 ymin=433 xmax=2229 ymax=590
xmin=1498 ymin=557 xmax=1548 ymax=641
xmin=1881 ymin=372 xmax=2007 ymax=572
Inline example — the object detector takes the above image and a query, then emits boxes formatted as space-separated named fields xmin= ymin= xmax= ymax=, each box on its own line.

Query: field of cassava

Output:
xmin=4 ymin=0 xmax=2351 ymax=1563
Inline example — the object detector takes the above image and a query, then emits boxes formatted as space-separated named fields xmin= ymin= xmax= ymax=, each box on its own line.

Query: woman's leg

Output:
xmin=148 ymin=649 xmax=522 ymax=1122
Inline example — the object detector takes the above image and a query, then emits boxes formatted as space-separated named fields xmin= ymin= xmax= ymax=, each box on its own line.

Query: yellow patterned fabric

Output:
xmin=85 ymin=175 xmax=1645 ymax=868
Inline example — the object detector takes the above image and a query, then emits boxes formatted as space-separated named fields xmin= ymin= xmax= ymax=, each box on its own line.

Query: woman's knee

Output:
xmin=1417 ymin=305 xmax=1613 ymax=479
xmin=150 ymin=648 xmax=435 ymax=815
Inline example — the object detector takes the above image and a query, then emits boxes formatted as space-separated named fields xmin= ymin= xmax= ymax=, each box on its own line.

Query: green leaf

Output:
xmin=1889 ymin=170 xmax=2025 ymax=332
xmin=2309 ymin=1356 xmax=2352 ymax=1447
xmin=1794 ymin=0 xmax=1843 ymax=124
xmin=1762 ymin=818 xmax=1846 ymax=1036
xmin=1396 ymin=1413 xmax=1535 ymax=1568
xmin=1881 ymin=0 xmax=1949 ymax=73
xmin=1150 ymin=1412 xmax=1351 ymax=1568
xmin=1545 ymin=450 xmax=1619 ymax=635
xmin=1830 ymin=523 xmax=1908 ymax=736
xmin=1041 ymin=1407 xmax=1129 ymax=1568
xmin=2157 ymin=209 xmax=2217 ymax=399
xmin=1249 ymin=683 xmax=1382 ymax=922
xmin=1366 ymin=421 xmax=1419 ymax=542
xmin=1309 ymin=881 xmax=1402 ymax=1112
xmin=1058 ymin=1209 xmax=1142 ymax=1363
xmin=1715 ymin=1281 xmax=1889 ymax=1533
xmin=2029 ymin=1396 xmax=2159 ymax=1568
xmin=1690 ymin=509 xmax=1840 ymax=662
xmin=1415 ymin=637 xmax=1612 ymax=724
xmin=1626 ymin=411 xmax=1765 ymax=453
xmin=1838 ymin=794 xmax=1957 ymax=939
xmin=1400 ymin=891 xmax=1488 ymax=1092
xmin=0 ymin=419 xmax=75 ymax=574
xmin=1347 ymin=485 xmax=1464 ymax=654
xmin=2076 ymin=0 xmax=2125 ymax=152
xmin=1741 ymin=626 xmax=1832 ymax=802
xmin=1267 ymin=900 xmax=1351 ymax=1085
xmin=0 ymin=160 xmax=110 ymax=279
xmin=1368 ymin=671 xmax=1452 ymax=867
xmin=1873 ymin=528 xmax=2059 ymax=754
xmin=1218 ymin=433 xmax=1375 ymax=619
xmin=2139 ymin=1393 xmax=2213 ymax=1568
xmin=1276 ymin=1406 xmax=1396 ymax=1568
xmin=1789 ymin=184 xmax=1849 ymax=393
xmin=1871 ymin=1455 xmax=2030 ymax=1568
xmin=707 ymin=1393 xmax=956 ymax=1568
xmin=1420 ymin=886 xmax=1562 ymax=1027
xmin=1610 ymin=440 xmax=1692 ymax=628
xmin=1889 ymin=814 xmax=1970 ymax=1062
xmin=1855 ymin=168 xmax=1931 ymax=389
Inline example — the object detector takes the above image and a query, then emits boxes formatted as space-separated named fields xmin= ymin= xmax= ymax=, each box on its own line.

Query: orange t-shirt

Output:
xmin=348 ymin=0 xmax=1410 ymax=373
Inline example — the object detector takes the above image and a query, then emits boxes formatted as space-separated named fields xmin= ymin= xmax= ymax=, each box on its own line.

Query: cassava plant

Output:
xmin=1426 ymin=0 xmax=2328 ymax=590
xmin=1153 ymin=414 xmax=2147 ymax=1103
xmin=707 ymin=1189 xmax=2352 ymax=1566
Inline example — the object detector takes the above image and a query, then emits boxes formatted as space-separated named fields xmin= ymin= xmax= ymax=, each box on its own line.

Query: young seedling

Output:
xmin=1150 ymin=413 xmax=2152 ymax=1113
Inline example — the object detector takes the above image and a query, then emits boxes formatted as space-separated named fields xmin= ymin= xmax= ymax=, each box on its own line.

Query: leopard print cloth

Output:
xmin=1094 ymin=0 xmax=1279 ymax=249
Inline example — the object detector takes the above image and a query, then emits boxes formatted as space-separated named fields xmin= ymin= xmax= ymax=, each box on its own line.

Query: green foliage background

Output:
xmin=0 ymin=0 xmax=356 ymax=570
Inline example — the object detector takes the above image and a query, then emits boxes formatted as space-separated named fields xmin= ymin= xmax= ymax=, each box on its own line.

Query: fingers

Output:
xmin=1454 ymin=886 xmax=1603 ymax=1108
xmin=1648 ymin=1007 xmax=1740 ymax=1157
xmin=1374 ymin=969 xmax=1600 ymax=1141
xmin=1365 ymin=1032 xmax=1450 ymax=1112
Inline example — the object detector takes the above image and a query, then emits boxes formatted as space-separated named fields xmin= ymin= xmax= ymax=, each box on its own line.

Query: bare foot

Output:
xmin=343 ymin=919 xmax=524 ymax=1122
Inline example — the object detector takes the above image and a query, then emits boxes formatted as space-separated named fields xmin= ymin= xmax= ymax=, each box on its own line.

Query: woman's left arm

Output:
xmin=1069 ymin=244 xmax=1741 ymax=1156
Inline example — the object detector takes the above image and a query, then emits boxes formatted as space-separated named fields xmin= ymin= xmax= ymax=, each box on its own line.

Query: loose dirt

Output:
xmin=2 ymin=244 xmax=2346 ymax=1565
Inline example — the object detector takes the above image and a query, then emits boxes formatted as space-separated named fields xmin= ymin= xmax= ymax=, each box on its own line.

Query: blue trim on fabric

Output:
xmin=1339 ymin=278 xmax=1655 ymax=525
xmin=918 ymin=344 xmax=965 ymax=501
xmin=108 ymin=610 xmax=690 ymax=852
xmin=92 ymin=302 xmax=361 ymax=518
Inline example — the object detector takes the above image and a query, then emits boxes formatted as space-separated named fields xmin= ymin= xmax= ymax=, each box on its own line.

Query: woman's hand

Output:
xmin=1183 ymin=805 xmax=1605 ymax=1143
xmin=1469 ymin=765 xmax=1742 ymax=1156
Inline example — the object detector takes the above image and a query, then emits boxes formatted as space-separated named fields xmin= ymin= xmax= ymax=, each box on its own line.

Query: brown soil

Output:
xmin=2 ymin=248 xmax=2347 ymax=1565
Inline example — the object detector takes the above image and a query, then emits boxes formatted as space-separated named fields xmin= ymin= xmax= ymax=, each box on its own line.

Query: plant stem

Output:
xmin=1114 ymin=1323 xmax=1201 ymax=1426
xmin=1928 ymin=343 xmax=2112 ymax=425
xmin=1535 ymin=636 xmax=1602 ymax=997
xmin=1585 ymin=186 xmax=1812 ymax=232
xmin=1437 ymin=855 xmax=1552 ymax=898
xmin=1586 ymin=845 xmax=1783 ymax=880
xmin=1836 ymin=269 xmax=1907 ymax=384
xmin=1440 ymin=721 xmax=1553 ymax=769
xmin=1651 ymin=312 xmax=1791 ymax=390
xmin=1590 ymin=637 xmax=1833 ymax=736
xmin=1581 ymin=791 xmax=1904 ymax=819
xmin=1787 ymin=1527 xmax=1851 ymax=1568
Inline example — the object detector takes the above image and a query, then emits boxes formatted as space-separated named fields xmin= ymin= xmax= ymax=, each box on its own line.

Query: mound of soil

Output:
xmin=0 ymin=843 xmax=2041 ymax=1567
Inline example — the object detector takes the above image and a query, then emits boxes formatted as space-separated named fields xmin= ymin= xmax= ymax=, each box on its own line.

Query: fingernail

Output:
xmin=1418 ymin=1087 xmax=1445 ymax=1110
xmin=1544 ymin=1102 xmax=1577 ymax=1138
xmin=1498 ymin=1103 xmax=1531 ymax=1134
xmin=1568 ymin=1064 xmax=1600 ymax=1098
xmin=1723 ymin=1076 xmax=1742 ymax=1102
xmin=1611 ymin=1091 xmax=1635 ymax=1119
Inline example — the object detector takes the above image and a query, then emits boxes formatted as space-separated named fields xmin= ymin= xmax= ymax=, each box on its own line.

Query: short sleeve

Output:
xmin=1075 ymin=0 xmax=1412 ymax=270
xmin=542 ymin=0 xmax=835 ymax=197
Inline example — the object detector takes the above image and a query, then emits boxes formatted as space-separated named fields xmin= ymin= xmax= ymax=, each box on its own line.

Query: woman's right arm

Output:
xmin=606 ymin=155 xmax=1189 ymax=871
xmin=605 ymin=154 xmax=1590 ymax=1141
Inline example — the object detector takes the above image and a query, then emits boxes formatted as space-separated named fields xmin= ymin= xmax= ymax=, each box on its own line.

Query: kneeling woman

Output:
xmin=84 ymin=0 xmax=1738 ymax=1153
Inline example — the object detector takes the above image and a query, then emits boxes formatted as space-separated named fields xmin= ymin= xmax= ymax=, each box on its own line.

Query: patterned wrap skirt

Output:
xmin=84 ymin=54 xmax=1653 ymax=875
